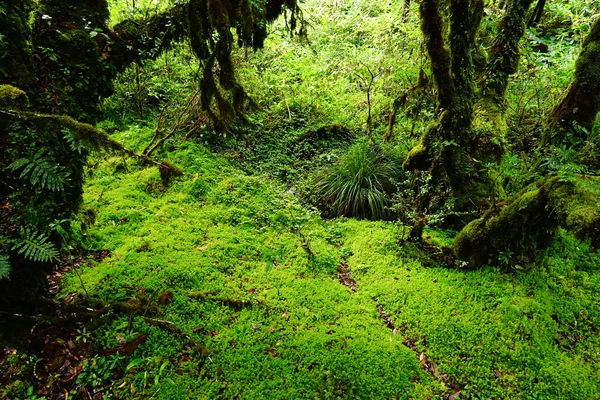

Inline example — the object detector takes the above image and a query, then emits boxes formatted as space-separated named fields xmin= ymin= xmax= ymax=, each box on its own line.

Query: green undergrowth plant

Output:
xmin=310 ymin=139 xmax=403 ymax=220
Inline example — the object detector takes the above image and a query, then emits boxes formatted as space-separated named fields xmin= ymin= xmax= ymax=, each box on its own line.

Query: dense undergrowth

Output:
xmin=2 ymin=0 xmax=600 ymax=399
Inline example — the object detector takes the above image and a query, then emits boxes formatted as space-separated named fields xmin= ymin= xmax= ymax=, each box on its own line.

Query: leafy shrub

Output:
xmin=312 ymin=140 xmax=401 ymax=220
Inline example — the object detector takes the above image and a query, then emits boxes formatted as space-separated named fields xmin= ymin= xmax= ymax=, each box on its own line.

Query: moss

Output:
xmin=0 ymin=85 xmax=29 ymax=109
xmin=453 ymin=187 xmax=553 ymax=266
xmin=548 ymin=17 xmax=600 ymax=142
xmin=44 ymin=131 xmax=600 ymax=399
xmin=454 ymin=175 xmax=600 ymax=266
xmin=544 ymin=176 xmax=600 ymax=247
xmin=0 ymin=0 xmax=37 ymax=92
xmin=403 ymin=134 xmax=432 ymax=171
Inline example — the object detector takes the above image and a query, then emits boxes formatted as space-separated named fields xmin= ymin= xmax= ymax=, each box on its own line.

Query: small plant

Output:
xmin=11 ymin=228 xmax=59 ymax=263
xmin=8 ymin=149 xmax=71 ymax=192
xmin=0 ymin=255 xmax=10 ymax=279
xmin=262 ymin=247 xmax=285 ymax=272
xmin=76 ymin=354 xmax=125 ymax=390
xmin=313 ymin=140 xmax=401 ymax=220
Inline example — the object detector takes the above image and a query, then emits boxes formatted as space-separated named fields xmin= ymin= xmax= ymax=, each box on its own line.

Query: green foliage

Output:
xmin=9 ymin=150 xmax=71 ymax=192
xmin=313 ymin=140 xmax=401 ymax=220
xmin=11 ymin=228 xmax=59 ymax=263
xmin=3 ymin=0 xmax=600 ymax=399
xmin=0 ymin=255 xmax=10 ymax=279
xmin=76 ymin=354 xmax=126 ymax=389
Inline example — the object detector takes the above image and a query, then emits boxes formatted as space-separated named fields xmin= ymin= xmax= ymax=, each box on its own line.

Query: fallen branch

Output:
xmin=1 ymin=109 xmax=184 ymax=180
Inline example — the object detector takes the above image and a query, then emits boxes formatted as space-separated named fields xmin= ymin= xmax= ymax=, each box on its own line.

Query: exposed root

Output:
xmin=188 ymin=291 xmax=264 ymax=311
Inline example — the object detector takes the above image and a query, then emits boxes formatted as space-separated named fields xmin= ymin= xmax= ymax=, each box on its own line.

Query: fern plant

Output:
xmin=0 ymin=255 xmax=10 ymax=279
xmin=9 ymin=149 xmax=71 ymax=192
xmin=12 ymin=229 xmax=59 ymax=263
xmin=62 ymin=128 xmax=87 ymax=155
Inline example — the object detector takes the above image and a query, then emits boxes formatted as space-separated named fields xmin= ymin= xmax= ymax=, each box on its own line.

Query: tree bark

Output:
xmin=548 ymin=17 xmax=600 ymax=144
xmin=482 ymin=0 xmax=535 ymax=108
xmin=405 ymin=0 xmax=485 ymax=198
xmin=527 ymin=0 xmax=546 ymax=28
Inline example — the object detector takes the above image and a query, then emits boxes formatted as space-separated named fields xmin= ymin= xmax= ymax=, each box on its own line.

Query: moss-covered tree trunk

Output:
xmin=547 ymin=17 xmax=600 ymax=145
xmin=478 ymin=0 xmax=534 ymax=128
xmin=404 ymin=0 xmax=488 ymax=205
xmin=0 ymin=0 xmax=37 ymax=92
xmin=453 ymin=18 xmax=600 ymax=267
xmin=404 ymin=0 xmax=534 ymax=211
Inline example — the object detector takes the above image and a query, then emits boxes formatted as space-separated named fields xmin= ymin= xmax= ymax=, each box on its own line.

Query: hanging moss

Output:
xmin=27 ymin=0 xmax=302 ymax=126
xmin=187 ymin=0 xmax=305 ymax=130
xmin=111 ymin=4 xmax=188 ymax=71
xmin=454 ymin=175 xmax=600 ymax=267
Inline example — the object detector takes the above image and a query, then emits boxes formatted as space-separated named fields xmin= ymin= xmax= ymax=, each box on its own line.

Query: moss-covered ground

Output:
xmin=46 ymin=124 xmax=598 ymax=399
xmin=2 ymin=1 xmax=599 ymax=399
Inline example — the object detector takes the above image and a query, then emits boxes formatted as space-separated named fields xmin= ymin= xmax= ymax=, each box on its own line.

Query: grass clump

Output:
xmin=312 ymin=140 xmax=402 ymax=220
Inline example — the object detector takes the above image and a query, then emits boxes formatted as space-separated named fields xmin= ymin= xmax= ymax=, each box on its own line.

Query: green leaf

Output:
xmin=12 ymin=229 xmax=59 ymax=263
xmin=0 ymin=254 xmax=10 ymax=280
xmin=9 ymin=150 xmax=70 ymax=192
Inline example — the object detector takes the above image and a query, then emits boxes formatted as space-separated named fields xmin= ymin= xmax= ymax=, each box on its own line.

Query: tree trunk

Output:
xmin=405 ymin=0 xmax=534 ymax=211
xmin=527 ymin=0 xmax=546 ymax=28
xmin=404 ymin=0 xmax=487 ymax=202
xmin=547 ymin=17 xmax=600 ymax=145
xmin=0 ymin=0 xmax=37 ymax=93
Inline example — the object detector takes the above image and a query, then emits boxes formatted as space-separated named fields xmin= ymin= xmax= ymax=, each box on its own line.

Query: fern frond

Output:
xmin=12 ymin=229 xmax=59 ymax=263
xmin=8 ymin=150 xmax=71 ymax=192
xmin=63 ymin=128 xmax=86 ymax=155
xmin=0 ymin=254 xmax=10 ymax=279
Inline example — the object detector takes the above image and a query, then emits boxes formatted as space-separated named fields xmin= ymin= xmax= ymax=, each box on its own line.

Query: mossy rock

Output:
xmin=0 ymin=85 xmax=30 ymax=109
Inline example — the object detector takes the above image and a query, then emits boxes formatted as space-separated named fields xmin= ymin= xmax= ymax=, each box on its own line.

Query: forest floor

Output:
xmin=35 ymin=127 xmax=596 ymax=399
xmin=2 ymin=1 xmax=600 ymax=399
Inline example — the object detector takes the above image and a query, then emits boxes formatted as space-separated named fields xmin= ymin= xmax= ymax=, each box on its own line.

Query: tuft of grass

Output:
xmin=313 ymin=140 xmax=401 ymax=220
